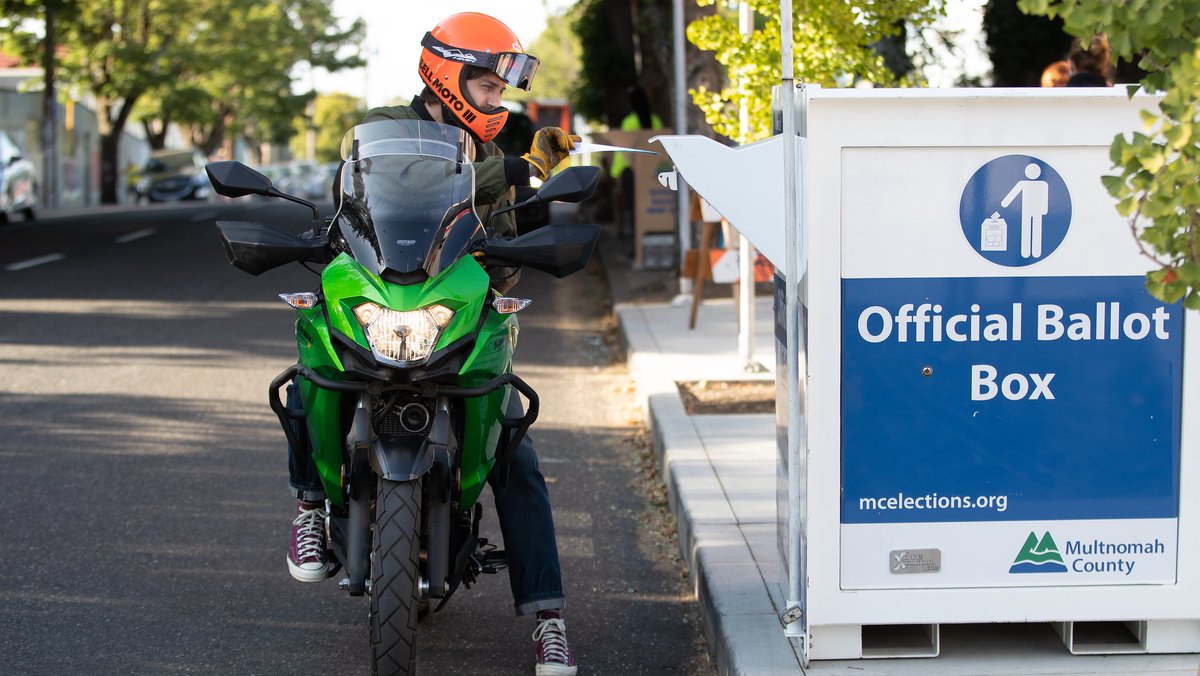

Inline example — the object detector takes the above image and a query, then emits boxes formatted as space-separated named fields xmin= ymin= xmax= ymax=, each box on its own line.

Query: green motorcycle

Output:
xmin=206 ymin=119 xmax=600 ymax=673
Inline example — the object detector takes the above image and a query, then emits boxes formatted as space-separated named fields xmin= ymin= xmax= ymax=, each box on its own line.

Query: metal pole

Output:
xmin=673 ymin=0 xmax=693 ymax=299
xmin=780 ymin=0 xmax=804 ymax=630
xmin=737 ymin=2 xmax=764 ymax=372
xmin=40 ymin=4 xmax=58 ymax=210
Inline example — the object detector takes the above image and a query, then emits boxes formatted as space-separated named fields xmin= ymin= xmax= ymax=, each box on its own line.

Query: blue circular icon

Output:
xmin=959 ymin=155 xmax=1071 ymax=267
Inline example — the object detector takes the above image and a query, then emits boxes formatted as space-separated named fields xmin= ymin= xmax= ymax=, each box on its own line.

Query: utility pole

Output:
xmin=672 ymin=0 xmax=692 ymax=301
xmin=40 ymin=3 xmax=59 ymax=210
xmin=737 ymin=1 xmax=765 ymax=373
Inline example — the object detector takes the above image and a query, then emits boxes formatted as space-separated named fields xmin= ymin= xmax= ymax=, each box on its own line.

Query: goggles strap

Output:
xmin=421 ymin=32 xmax=495 ymax=68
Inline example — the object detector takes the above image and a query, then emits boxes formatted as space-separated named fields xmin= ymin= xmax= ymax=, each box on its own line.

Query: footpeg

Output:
xmin=465 ymin=538 xmax=507 ymax=582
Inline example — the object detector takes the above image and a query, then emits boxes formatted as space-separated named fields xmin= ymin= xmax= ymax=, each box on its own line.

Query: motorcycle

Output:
xmin=206 ymin=118 xmax=601 ymax=674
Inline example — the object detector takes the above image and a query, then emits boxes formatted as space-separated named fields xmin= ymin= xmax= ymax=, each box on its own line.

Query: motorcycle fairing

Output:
xmin=295 ymin=252 xmax=515 ymax=506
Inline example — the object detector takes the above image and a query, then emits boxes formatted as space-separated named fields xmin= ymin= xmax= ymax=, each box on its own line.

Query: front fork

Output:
xmin=341 ymin=395 xmax=455 ymax=598
xmin=342 ymin=400 xmax=375 ymax=596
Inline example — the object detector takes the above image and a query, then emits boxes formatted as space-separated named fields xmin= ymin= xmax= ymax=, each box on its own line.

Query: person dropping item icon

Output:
xmin=1000 ymin=163 xmax=1050 ymax=258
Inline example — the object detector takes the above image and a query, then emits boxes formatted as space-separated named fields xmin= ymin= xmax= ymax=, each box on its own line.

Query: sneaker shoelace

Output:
xmin=532 ymin=618 xmax=571 ymax=664
xmin=292 ymin=506 xmax=325 ymax=561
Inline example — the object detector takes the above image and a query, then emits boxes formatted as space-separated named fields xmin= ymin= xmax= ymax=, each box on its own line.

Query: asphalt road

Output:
xmin=0 ymin=201 xmax=711 ymax=675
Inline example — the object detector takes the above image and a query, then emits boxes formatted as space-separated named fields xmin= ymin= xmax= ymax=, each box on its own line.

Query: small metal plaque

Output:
xmin=890 ymin=549 xmax=942 ymax=574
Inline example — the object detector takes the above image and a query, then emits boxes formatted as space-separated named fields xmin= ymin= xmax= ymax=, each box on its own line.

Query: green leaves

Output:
xmin=289 ymin=92 xmax=365 ymax=162
xmin=2 ymin=0 xmax=363 ymax=153
xmin=1023 ymin=0 xmax=1200 ymax=311
xmin=686 ymin=0 xmax=946 ymax=143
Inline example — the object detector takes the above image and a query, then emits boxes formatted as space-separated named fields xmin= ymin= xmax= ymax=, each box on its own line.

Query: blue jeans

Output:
xmin=286 ymin=386 xmax=565 ymax=616
xmin=286 ymin=382 xmax=327 ymax=504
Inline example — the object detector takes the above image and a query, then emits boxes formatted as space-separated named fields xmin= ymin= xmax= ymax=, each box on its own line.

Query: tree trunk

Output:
xmin=100 ymin=132 xmax=121 ymax=204
xmin=142 ymin=119 xmax=168 ymax=150
xmin=198 ymin=109 xmax=229 ymax=157
xmin=40 ymin=5 xmax=58 ymax=210
xmin=97 ymin=94 xmax=140 ymax=204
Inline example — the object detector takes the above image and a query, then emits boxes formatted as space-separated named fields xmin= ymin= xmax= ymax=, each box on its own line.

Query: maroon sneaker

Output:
xmin=532 ymin=610 xmax=577 ymax=676
xmin=287 ymin=501 xmax=331 ymax=582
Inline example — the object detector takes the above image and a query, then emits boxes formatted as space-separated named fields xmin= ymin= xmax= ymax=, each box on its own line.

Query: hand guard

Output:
xmin=521 ymin=127 xmax=581 ymax=180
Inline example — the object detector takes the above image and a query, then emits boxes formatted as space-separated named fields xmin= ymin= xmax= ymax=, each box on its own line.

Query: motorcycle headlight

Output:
xmin=352 ymin=302 xmax=454 ymax=366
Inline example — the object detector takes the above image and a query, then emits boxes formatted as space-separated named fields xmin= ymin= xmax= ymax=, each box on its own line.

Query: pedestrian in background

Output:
xmin=611 ymin=85 xmax=662 ymax=237
xmin=1066 ymin=34 xmax=1112 ymax=87
xmin=1040 ymin=59 xmax=1069 ymax=87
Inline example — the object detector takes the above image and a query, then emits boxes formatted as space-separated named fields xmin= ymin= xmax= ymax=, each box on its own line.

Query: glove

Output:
xmin=521 ymin=127 xmax=582 ymax=180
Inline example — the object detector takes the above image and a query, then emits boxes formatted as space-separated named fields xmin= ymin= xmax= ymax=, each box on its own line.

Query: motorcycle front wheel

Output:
xmin=369 ymin=479 xmax=422 ymax=675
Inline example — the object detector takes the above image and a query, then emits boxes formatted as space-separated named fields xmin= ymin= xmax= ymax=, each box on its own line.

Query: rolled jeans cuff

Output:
xmin=289 ymin=482 xmax=327 ymax=504
xmin=515 ymin=596 xmax=564 ymax=617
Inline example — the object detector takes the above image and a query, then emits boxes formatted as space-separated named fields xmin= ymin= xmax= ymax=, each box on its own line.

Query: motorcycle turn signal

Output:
xmin=492 ymin=297 xmax=532 ymax=314
xmin=279 ymin=292 xmax=320 ymax=309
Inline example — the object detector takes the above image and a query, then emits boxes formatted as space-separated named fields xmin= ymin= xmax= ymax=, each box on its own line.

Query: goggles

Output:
xmin=421 ymin=32 xmax=540 ymax=91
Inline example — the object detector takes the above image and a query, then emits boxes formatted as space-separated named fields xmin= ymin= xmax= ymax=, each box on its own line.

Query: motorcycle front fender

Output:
xmin=351 ymin=397 xmax=454 ymax=483
xmin=371 ymin=435 xmax=435 ymax=481
xmin=347 ymin=401 xmax=432 ymax=481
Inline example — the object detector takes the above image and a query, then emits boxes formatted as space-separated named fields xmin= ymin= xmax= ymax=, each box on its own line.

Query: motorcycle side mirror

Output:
xmin=487 ymin=165 xmax=602 ymax=228
xmin=206 ymin=161 xmax=273 ymax=198
xmin=206 ymin=160 xmax=321 ymax=222
xmin=533 ymin=165 xmax=601 ymax=204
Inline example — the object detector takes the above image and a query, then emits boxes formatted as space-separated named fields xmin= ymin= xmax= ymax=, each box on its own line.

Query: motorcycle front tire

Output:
xmin=369 ymin=479 xmax=422 ymax=675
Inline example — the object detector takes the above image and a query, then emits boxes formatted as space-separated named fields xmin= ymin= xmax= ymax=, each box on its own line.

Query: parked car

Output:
xmin=137 ymin=149 xmax=210 ymax=202
xmin=300 ymin=161 xmax=340 ymax=202
xmin=259 ymin=163 xmax=303 ymax=197
xmin=0 ymin=130 xmax=38 ymax=222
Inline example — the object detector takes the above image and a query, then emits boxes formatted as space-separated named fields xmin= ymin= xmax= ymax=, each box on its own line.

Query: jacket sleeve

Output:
xmin=475 ymin=154 xmax=532 ymax=198
xmin=474 ymin=149 xmax=533 ymax=239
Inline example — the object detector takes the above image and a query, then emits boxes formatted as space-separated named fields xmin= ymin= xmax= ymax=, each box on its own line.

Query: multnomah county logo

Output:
xmin=959 ymin=155 xmax=1072 ymax=267
xmin=1009 ymin=531 xmax=1068 ymax=573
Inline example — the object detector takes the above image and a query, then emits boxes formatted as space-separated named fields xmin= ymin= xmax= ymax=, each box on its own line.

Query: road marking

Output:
xmin=5 ymin=253 xmax=65 ymax=271
xmin=189 ymin=211 xmax=216 ymax=222
xmin=115 ymin=228 xmax=156 ymax=243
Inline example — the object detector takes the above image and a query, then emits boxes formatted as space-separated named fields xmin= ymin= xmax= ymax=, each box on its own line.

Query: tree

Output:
xmin=187 ymin=0 xmax=363 ymax=159
xmin=1 ymin=0 xmax=363 ymax=203
xmin=983 ymin=0 xmax=1073 ymax=86
xmin=686 ymin=0 xmax=947 ymax=144
xmin=1019 ymin=0 xmax=1200 ymax=309
xmin=573 ymin=0 xmax=724 ymax=136
xmin=507 ymin=4 xmax=582 ymax=104
xmin=289 ymin=91 xmax=365 ymax=162
xmin=1 ymin=1 xmax=77 ymax=209
xmin=573 ymin=0 xmax=642 ymax=127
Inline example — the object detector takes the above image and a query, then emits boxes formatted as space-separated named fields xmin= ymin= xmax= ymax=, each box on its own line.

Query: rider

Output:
xmin=285 ymin=12 xmax=580 ymax=676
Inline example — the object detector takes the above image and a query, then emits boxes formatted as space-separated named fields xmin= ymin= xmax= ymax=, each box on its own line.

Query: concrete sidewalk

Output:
xmin=599 ymin=232 xmax=1200 ymax=675
xmin=616 ymin=295 xmax=799 ymax=674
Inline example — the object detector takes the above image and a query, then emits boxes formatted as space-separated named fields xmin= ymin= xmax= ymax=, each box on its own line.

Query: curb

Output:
xmin=616 ymin=302 xmax=804 ymax=675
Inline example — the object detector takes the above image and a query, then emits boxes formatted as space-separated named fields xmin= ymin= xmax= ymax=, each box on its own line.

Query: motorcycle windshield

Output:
xmin=333 ymin=119 xmax=482 ymax=279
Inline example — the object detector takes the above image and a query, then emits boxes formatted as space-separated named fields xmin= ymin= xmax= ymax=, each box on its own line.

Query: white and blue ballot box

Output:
xmin=654 ymin=86 xmax=1200 ymax=661
xmin=785 ymin=87 xmax=1200 ymax=659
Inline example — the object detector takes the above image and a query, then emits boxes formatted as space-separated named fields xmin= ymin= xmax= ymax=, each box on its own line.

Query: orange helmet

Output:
xmin=418 ymin=13 xmax=540 ymax=143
